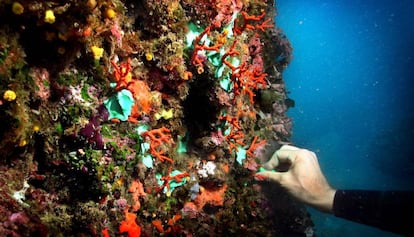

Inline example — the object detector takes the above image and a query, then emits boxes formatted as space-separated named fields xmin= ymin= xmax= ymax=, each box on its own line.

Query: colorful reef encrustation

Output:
xmin=0 ymin=0 xmax=313 ymax=236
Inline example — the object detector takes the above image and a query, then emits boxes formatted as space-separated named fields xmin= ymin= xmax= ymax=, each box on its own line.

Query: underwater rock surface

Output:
xmin=0 ymin=0 xmax=313 ymax=236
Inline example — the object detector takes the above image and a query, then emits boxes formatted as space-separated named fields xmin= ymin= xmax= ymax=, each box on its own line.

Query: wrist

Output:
xmin=313 ymin=188 xmax=336 ymax=213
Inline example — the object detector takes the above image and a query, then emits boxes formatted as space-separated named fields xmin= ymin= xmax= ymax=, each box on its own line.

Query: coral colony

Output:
xmin=0 ymin=0 xmax=314 ymax=236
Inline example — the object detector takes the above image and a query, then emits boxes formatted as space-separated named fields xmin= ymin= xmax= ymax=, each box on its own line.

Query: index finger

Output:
xmin=263 ymin=145 xmax=300 ymax=170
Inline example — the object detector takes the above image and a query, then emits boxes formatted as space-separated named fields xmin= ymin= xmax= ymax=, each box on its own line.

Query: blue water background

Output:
xmin=276 ymin=0 xmax=414 ymax=236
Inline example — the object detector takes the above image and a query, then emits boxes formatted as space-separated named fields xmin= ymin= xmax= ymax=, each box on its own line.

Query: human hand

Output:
xmin=255 ymin=145 xmax=336 ymax=213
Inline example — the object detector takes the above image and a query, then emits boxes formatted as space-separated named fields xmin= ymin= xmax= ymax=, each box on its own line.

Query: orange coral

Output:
xmin=221 ymin=163 xmax=230 ymax=174
xmin=119 ymin=211 xmax=141 ymax=237
xmin=101 ymin=228 xmax=110 ymax=237
xmin=128 ymin=180 xmax=147 ymax=211
xmin=152 ymin=219 xmax=164 ymax=233
xmin=165 ymin=214 xmax=182 ymax=233
xmin=221 ymin=40 xmax=242 ymax=72
xmin=152 ymin=214 xmax=182 ymax=234
xmin=193 ymin=184 xmax=227 ymax=210
xmin=126 ymin=80 xmax=152 ymax=115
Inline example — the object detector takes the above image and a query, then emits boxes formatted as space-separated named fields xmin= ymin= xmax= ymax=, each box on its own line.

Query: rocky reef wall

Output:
xmin=0 ymin=0 xmax=313 ymax=236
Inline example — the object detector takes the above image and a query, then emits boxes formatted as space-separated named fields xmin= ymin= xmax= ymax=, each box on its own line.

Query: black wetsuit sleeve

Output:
xmin=333 ymin=190 xmax=414 ymax=236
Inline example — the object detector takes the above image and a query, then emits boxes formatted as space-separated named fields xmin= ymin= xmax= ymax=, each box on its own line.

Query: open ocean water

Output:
xmin=276 ymin=0 xmax=414 ymax=236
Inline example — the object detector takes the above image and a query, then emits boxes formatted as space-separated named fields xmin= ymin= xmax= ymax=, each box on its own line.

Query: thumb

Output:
xmin=254 ymin=171 xmax=284 ymax=183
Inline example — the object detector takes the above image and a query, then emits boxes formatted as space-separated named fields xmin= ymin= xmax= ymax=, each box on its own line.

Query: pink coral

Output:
xmin=210 ymin=130 xmax=225 ymax=145
xmin=9 ymin=212 xmax=29 ymax=224
xmin=249 ymin=35 xmax=264 ymax=71
xmin=182 ymin=202 xmax=198 ymax=219
xmin=213 ymin=0 xmax=243 ymax=27
xmin=30 ymin=67 xmax=50 ymax=101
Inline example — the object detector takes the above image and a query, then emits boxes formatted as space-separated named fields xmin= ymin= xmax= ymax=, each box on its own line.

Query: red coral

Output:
xmin=111 ymin=58 xmax=133 ymax=91
xmin=246 ymin=136 xmax=266 ymax=158
xmin=219 ymin=114 xmax=245 ymax=152
xmin=244 ymin=136 xmax=266 ymax=171
xmin=191 ymin=25 xmax=223 ymax=72
xmin=156 ymin=167 xmax=189 ymax=193
xmin=233 ymin=11 xmax=273 ymax=35
xmin=142 ymin=127 xmax=174 ymax=163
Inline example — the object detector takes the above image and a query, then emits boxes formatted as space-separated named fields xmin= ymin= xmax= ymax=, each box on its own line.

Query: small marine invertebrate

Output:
xmin=3 ymin=90 xmax=16 ymax=101
xmin=197 ymin=161 xmax=216 ymax=178
xmin=145 ymin=52 xmax=154 ymax=61
xmin=91 ymin=46 xmax=104 ymax=60
xmin=106 ymin=8 xmax=116 ymax=19
xmin=12 ymin=2 xmax=24 ymax=15
xmin=154 ymin=109 xmax=173 ymax=120
xmin=44 ymin=10 xmax=55 ymax=24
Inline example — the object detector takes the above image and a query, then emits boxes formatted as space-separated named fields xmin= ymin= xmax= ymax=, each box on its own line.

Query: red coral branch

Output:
xmin=221 ymin=40 xmax=240 ymax=71
xmin=156 ymin=167 xmax=189 ymax=193
xmin=111 ymin=58 xmax=133 ymax=91
xmin=191 ymin=25 xmax=223 ymax=71
xmin=233 ymin=11 xmax=273 ymax=35
xmin=256 ymin=18 xmax=273 ymax=32
xmin=246 ymin=136 xmax=266 ymax=158
xmin=142 ymin=127 xmax=174 ymax=163
xmin=219 ymin=114 xmax=245 ymax=152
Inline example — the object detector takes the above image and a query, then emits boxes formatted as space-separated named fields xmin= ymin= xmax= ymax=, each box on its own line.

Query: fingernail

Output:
xmin=254 ymin=174 xmax=267 ymax=181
